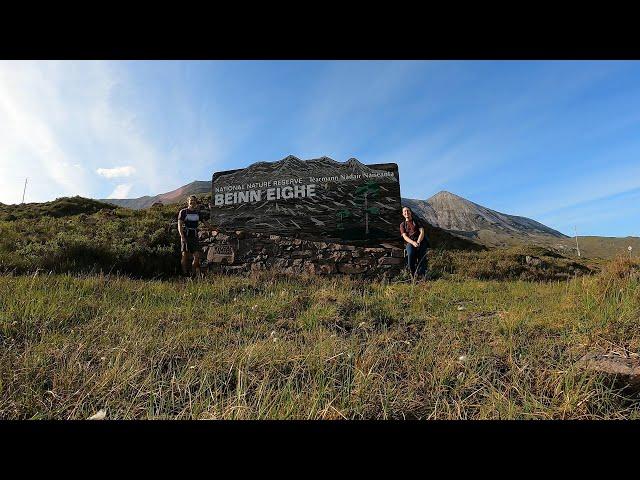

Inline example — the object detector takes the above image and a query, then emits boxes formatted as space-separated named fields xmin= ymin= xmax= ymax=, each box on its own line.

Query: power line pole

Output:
xmin=21 ymin=177 xmax=28 ymax=204
xmin=574 ymin=226 xmax=581 ymax=257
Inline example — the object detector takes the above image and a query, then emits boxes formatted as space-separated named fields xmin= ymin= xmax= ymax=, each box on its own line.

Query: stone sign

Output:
xmin=211 ymin=156 xmax=401 ymax=244
xmin=207 ymin=242 xmax=235 ymax=264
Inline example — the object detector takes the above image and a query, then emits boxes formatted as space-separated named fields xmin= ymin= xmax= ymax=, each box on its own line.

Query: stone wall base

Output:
xmin=199 ymin=230 xmax=407 ymax=278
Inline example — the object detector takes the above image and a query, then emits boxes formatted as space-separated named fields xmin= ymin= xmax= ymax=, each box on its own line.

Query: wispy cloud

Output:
xmin=97 ymin=166 xmax=136 ymax=179
xmin=0 ymin=62 xmax=92 ymax=203
xmin=0 ymin=61 xmax=165 ymax=203
xmin=108 ymin=183 xmax=134 ymax=199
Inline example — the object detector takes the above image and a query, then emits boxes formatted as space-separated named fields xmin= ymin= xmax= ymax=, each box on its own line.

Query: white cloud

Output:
xmin=0 ymin=61 xmax=165 ymax=204
xmin=108 ymin=183 xmax=133 ymax=199
xmin=96 ymin=165 xmax=136 ymax=179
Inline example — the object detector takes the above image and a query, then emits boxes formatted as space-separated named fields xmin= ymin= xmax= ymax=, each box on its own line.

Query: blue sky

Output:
xmin=1 ymin=60 xmax=639 ymax=237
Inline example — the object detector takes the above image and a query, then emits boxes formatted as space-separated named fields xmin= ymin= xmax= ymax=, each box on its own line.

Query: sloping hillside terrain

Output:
xmin=403 ymin=191 xmax=567 ymax=246
xmin=89 ymin=163 xmax=637 ymax=260
xmin=554 ymin=236 xmax=640 ymax=260
xmin=0 ymin=196 xmax=593 ymax=279
xmin=102 ymin=181 xmax=210 ymax=210
xmin=98 ymin=177 xmax=571 ymax=249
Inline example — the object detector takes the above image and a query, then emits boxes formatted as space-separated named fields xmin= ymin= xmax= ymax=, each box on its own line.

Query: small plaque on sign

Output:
xmin=207 ymin=243 xmax=235 ymax=264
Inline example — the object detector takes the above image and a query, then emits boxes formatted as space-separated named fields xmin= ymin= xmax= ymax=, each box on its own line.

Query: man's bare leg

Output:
xmin=181 ymin=252 xmax=192 ymax=276
xmin=192 ymin=252 xmax=202 ymax=278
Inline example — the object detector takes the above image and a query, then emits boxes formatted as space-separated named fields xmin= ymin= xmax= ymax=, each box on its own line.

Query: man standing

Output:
xmin=178 ymin=195 xmax=202 ymax=277
xmin=400 ymin=206 xmax=429 ymax=278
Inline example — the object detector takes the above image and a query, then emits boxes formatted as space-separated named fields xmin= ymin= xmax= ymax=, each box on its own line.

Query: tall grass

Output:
xmin=1 ymin=259 xmax=638 ymax=419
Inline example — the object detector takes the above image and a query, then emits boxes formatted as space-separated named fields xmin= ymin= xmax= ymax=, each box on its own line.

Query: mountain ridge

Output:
xmin=102 ymin=180 xmax=211 ymax=210
xmin=96 ymin=156 xmax=630 ymax=257
xmin=101 ymin=177 xmax=566 ymax=247
xmin=403 ymin=190 xmax=569 ymax=247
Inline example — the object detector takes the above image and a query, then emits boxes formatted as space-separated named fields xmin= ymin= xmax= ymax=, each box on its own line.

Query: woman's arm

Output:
xmin=402 ymin=232 xmax=418 ymax=247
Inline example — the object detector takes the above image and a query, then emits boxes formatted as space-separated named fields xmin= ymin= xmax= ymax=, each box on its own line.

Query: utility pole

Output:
xmin=574 ymin=226 xmax=581 ymax=257
xmin=21 ymin=177 xmax=28 ymax=204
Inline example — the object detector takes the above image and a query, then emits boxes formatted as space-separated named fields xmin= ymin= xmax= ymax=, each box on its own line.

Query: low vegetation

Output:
xmin=427 ymin=245 xmax=594 ymax=281
xmin=1 ymin=256 xmax=638 ymax=419
xmin=0 ymin=196 xmax=186 ymax=278
xmin=0 ymin=196 xmax=594 ymax=282
xmin=1 ymin=196 xmax=635 ymax=419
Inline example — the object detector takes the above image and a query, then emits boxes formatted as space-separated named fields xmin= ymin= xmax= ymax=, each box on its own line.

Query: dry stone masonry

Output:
xmin=199 ymin=229 xmax=406 ymax=278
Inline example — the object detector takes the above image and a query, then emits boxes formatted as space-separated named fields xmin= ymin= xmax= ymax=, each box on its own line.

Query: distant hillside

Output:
xmin=0 ymin=196 xmax=115 ymax=221
xmin=403 ymin=191 xmax=568 ymax=248
xmin=93 ymin=176 xmax=637 ymax=259
xmin=93 ymin=180 xmax=574 ymax=251
xmin=101 ymin=181 xmax=210 ymax=210
xmin=550 ymin=236 xmax=640 ymax=260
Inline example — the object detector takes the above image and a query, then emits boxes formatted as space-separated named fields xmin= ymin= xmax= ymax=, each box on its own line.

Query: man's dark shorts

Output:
xmin=181 ymin=231 xmax=201 ymax=254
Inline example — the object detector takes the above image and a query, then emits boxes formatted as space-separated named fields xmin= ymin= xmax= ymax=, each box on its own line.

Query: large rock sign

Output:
xmin=211 ymin=156 xmax=401 ymax=245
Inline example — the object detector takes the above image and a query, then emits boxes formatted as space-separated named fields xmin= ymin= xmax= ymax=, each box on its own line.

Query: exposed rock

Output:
xmin=251 ymin=262 xmax=265 ymax=272
xmin=337 ymin=263 xmax=368 ymax=274
xmin=577 ymin=351 xmax=640 ymax=391
xmin=403 ymin=191 xmax=568 ymax=248
xmin=378 ymin=256 xmax=404 ymax=266
xmin=87 ymin=409 xmax=107 ymax=420
xmin=525 ymin=255 xmax=544 ymax=267
xmin=331 ymin=251 xmax=352 ymax=262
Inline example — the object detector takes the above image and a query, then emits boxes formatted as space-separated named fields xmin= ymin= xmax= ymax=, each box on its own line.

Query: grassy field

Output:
xmin=1 ymin=257 xmax=638 ymax=420
xmin=564 ymin=236 xmax=640 ymax=260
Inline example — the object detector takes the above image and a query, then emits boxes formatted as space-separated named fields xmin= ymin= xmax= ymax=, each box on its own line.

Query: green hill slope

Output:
xmin=0 ymin=195 xmax=594 ymax=280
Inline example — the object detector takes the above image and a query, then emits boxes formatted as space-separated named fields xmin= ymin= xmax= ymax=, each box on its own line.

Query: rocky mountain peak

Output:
xmin=429 ymin=191 xmax=470 ymax=205
xmin=403 ymin=191 xmax=568 ymax=245
xmin=431 ymin=190 xmax=460 ymax=199
xmin=281 ymin=155 xmax=303 ymax=164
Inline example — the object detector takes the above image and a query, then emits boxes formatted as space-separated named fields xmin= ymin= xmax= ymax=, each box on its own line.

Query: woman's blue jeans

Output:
xmin=406 ymin=242 xmax=427 ymax=276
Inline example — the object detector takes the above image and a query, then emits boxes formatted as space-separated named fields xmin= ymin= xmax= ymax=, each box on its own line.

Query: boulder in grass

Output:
xmin=525 ymin=255 xmax=545 ymax=267
xmin=87 ymin=409 xmax=107 ymax=420
xmin=577 ymin=352 xmax=640 ymax=391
